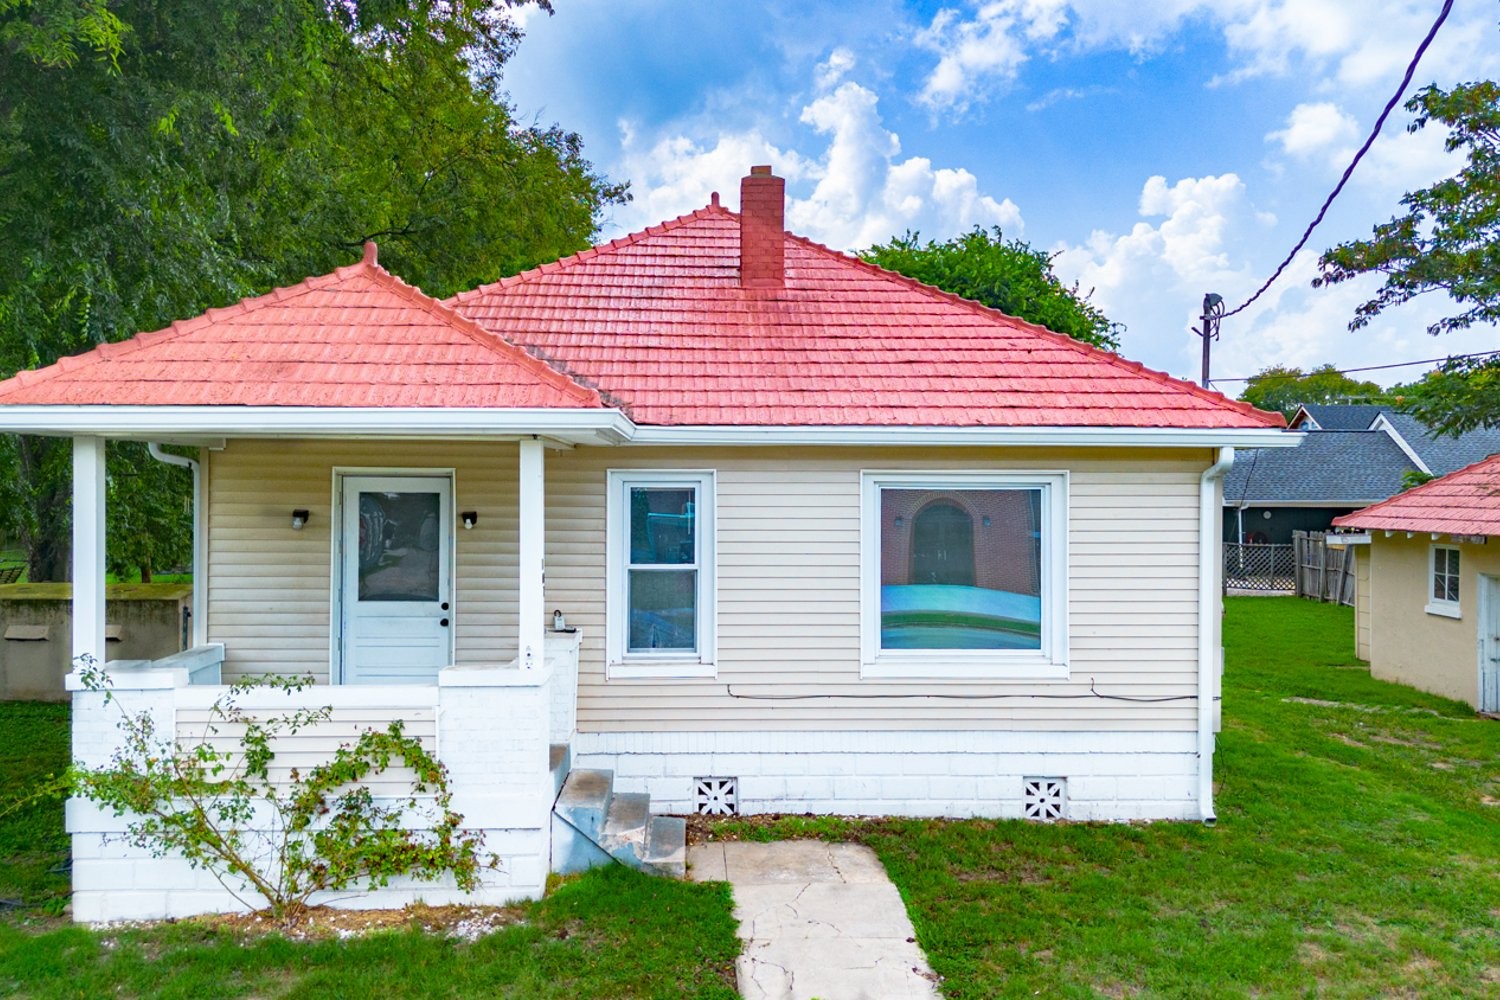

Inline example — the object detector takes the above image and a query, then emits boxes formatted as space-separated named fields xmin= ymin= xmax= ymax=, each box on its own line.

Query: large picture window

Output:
xmin=606 ymin=470 xmax=716 ymax=677
xmin=861 ymin=471 xmax=1068 ymax=678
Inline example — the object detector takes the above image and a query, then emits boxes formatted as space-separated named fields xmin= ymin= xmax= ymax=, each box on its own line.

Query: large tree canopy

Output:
xmin=861 ymin=227 xmax=1122 ymax=351
xmin=0 ymin=0 xmax=626 ymax=580
xmin=1316 ymin=80 xmax=1500 ymax=435
xmin=1238 ymin=364 xmax=1386 ymax=420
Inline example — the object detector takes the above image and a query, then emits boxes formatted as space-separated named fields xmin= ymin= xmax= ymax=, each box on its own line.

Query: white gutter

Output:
xmin=0 ymin=406 xmax=635 ymax=443
xmin=146 ymin=443 xmax=204 ymax=648
xmin=0 ymin=407 xmax=1301 ymax=450
xmin=1198 ymin=446 xmax=1234 ymax=825
xmin=627 ymin=425 xmax=1301 ymax=449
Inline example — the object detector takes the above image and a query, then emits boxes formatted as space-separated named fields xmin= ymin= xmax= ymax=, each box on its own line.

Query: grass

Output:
xmin=3 ymin=597 xmax=1496 ymax=996
xmin=709 ymin=598 xmax=1500 ymax=998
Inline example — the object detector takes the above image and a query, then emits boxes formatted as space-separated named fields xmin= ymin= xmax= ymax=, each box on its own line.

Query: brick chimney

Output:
xmin=739 ymin=165 xmax=785 ymax=289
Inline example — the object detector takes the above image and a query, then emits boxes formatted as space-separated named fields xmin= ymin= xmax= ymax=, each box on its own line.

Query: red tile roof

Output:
xmin=450 ymin=204 xmax=1282 ymax=429
xmin=0 ymin=246 xmax=601 ymax=409
xmin=1333 ymin=454 xmax=1500 ymax=537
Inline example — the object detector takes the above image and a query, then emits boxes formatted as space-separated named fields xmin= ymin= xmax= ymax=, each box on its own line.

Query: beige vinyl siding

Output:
xmin=206 ymin=440 xmax=520 ymax=683
xmin=548 ymin=447 xmax=1208 ymax=733
xmin=206 ymin=440 xmax=1211 ymax=731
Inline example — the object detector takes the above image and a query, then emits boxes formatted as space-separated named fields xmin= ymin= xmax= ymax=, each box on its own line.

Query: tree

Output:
xmin=861 ymin=227 xmax=1122 ymax=350
xmin=1238 ymin=364 xmax=1386 ymax=419
xmin=1316 ymin=80 xmax=1500 ymax=434
xmin=0 ymin=0 xmax=626 ymax=580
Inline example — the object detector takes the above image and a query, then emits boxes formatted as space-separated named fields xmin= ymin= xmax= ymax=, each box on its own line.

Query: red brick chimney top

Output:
xmin=739 ymin=166 xmax=785 ymax=290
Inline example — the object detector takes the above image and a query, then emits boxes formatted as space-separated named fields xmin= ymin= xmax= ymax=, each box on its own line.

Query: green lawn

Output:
xmin=709 ymin=598 xmax=1500 ymax=997
xmin=4 ymin=597 xmax=1497 ymax=997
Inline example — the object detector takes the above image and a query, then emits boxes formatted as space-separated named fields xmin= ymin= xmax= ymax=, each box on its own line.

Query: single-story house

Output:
xmin=1225 ymin=403 xmax=1500 ymax=544
xmin=1332 ymin=455 xmax=1500 ymax=714
xmin=0 ymin=167 xmax=1298 ymax=921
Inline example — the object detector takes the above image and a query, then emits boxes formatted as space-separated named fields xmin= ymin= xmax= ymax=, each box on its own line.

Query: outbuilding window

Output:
xmin=860 ymin=471 xmax=1068 ymax=678
xmin=1426 ymin=544 xmax=1461 ymax=618
xmin=606 ymin=470 xmax=716 ymax=677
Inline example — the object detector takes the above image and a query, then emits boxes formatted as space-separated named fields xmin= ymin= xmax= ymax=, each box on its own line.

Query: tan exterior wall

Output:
xmin=1353 ymin=546 xmax=1371 ymax=661
xmin=1366 ymin=533 xmax=1492 ymax=708
xmin=206 ymin=441 xmax=1213 ymax=732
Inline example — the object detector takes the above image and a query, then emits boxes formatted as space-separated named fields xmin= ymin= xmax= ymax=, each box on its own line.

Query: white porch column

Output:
xmin=72 ymin=436 xmax=107 ymax=671
xmin=518 ymin=437 xmax=545 ymax=669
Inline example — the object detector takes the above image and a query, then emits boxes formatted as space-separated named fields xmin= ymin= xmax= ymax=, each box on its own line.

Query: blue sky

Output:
xmin=503 ymin=0 xmax=1500 ymax=391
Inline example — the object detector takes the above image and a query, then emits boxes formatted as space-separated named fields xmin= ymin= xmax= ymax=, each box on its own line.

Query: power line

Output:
xmin=1219 ymin=0 xmax=1453 ymax=320
xmin=1207 ymin=348 xmax=1500 ymax=385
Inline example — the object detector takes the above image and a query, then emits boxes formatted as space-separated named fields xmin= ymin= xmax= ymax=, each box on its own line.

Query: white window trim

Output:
xmin=1426 ymin=543 xmax=1462 ymax=619
xmin=859 ymin=470 xmax=1069 ymax=679
xmin=606 ymin=469 xmax=717 ymax=678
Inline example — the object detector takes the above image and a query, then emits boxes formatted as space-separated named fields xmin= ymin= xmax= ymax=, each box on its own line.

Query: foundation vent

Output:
xmin=694 ymin=777 xmax=739 ymax=815
xmin=1022 ymin=777 xmax=1066 ymax=821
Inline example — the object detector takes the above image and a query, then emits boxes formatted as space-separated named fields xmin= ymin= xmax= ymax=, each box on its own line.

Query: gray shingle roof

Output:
xmin=1378 ymin=412 xmax=1500 ymax=476
xmin=1292 ymin=403 xmax=1385 ymax=430
xmin=1225 ymin=431 xmax=1418 ymax=505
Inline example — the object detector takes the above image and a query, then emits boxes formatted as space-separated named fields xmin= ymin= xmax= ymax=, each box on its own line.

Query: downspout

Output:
xmin=1198 ymin=446 xmax=1234 ymax=826
xmin=146 ymin=443 xmax=204 ymax=648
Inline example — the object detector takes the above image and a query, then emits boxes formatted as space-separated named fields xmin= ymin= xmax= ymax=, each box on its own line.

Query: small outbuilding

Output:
xmin=1332 ymin=454 xmax=1500 ymax=713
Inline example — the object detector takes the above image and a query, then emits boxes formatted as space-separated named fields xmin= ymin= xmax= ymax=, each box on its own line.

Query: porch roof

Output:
xmin=0 ymin=245 xmax=602 ymax=411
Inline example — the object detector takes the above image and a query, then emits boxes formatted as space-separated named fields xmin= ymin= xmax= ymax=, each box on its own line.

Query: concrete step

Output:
xmin=643 ymin=815 xmax=686 ymax=878
xmin=548 ymin=744 xmax=571 ymax=801
xmin=554 ymin=768 xmax=614 ymax=843
xmin=599 ymin=791 xmax=651 ymax=866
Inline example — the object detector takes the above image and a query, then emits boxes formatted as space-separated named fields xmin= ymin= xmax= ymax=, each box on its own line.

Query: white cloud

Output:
xmin=913 ymin=0 xmax=1069 ymax=113
xmin=1267 ymin=102 xmax=1358 ymax=160
xmin=815 ymin=47 xmax=856 ymax=89
xmin=612 ymin=75 xmax=1020 ymax=251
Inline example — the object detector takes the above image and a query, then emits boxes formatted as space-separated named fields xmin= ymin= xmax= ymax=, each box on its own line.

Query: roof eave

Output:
xmin=0 ymin=405 xmax=634 ymax=446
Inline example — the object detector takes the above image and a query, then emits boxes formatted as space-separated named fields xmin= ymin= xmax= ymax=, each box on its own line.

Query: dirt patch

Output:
xmin=1369 ymin=732 xmax=1441 ymax=750
xmin=1298 ymin=940 xmax=1331 ymax=966
xmin=150 ymin=902 xmax=527 ymax=942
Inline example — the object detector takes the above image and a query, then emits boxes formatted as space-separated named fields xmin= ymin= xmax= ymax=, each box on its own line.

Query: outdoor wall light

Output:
xmin=461 ymin=511 xmax=479 ymax=530
xmin=291 ymin=509 xmax=310 ymax=531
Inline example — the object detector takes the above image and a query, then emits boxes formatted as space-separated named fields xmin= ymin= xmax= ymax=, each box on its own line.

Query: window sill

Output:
xmin=861 ymin=656 xmax=1069 ymax=681
xmin=608 ymin=659 xmax=716 ymax=680
xmin=1424 ymin=602 xmax=1462 ymax=620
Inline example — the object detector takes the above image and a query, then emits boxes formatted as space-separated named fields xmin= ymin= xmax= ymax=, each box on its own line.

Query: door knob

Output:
xmin=439 ymin=618 xmax=449 ymax=627
xmin=441 ymin=602 xmax=449 ymax=611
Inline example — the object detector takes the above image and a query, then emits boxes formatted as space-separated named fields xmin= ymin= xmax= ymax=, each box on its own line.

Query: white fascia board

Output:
xmin=1222 ymin=500 xmax=1389 ymax=509
xmin=0 ymin=406 xmax=635 ymax=444
xmin=627 ymin=425 xmax=1304 ymax=449
xmin=1370 ymin=413 xmax=1432 ymax=474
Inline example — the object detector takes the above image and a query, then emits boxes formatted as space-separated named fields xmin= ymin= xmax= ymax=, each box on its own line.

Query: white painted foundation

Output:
xmin=573 ymin=730 xmax=1204 ymax=822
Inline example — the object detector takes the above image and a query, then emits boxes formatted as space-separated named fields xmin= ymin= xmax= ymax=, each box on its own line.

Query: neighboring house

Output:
xmin=1332 ymin=456 xmax=1500 ymax=714
xmin=1224 ymin=403 xmax=1500 ymax=544
xmin=0 ymin=167 xmax=1297 ymax=921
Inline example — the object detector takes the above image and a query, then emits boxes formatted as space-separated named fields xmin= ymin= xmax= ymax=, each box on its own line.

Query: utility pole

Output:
xmin=1196 ymin=293 xmax=1225 ymax=389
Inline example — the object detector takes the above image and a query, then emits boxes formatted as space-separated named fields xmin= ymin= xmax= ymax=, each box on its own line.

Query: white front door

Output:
xmin=338 ymin=475 xmax=453 ymax=684
xmin=1481 ymin=574 xmax=1500 ymax=713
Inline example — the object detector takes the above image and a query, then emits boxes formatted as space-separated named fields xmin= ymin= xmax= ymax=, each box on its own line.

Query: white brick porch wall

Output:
xmin=66 ymin=662 xmax=556 ymax=924
xmin=573 ymin=730 xmax=1203 ymax=822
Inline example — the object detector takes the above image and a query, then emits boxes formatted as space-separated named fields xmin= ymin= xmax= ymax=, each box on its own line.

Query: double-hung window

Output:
xmin=1427 ymin=544 xmax=1461 ymax=618
xmin=860 ymin=471 xmax=1068 ymax=678
xmin=606 ymin=470 xmax=716 ymax=677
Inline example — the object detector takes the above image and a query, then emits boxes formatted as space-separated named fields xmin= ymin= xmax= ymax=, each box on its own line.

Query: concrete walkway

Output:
xmin=688 ymin=840 xmax=942 ymax=1000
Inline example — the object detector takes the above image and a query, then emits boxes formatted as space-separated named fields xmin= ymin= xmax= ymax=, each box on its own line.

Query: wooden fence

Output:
xmin=1292 ymin=530 xmax=1356 ymax=606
